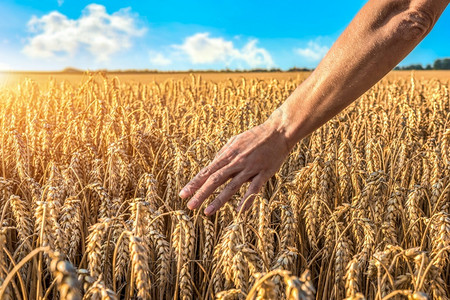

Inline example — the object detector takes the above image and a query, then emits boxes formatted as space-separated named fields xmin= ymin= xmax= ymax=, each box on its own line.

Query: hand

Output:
xmin=179 ymin=116 xmax=291 ymax=216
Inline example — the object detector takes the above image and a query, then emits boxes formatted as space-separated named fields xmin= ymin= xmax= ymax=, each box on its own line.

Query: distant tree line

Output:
xmin=54 ymin=58 xmax=450 ymax=73
xmin=394 ymin=58 xmax=450 ymax=70
xmin=59 ymin=67 xmax=312 ymax=74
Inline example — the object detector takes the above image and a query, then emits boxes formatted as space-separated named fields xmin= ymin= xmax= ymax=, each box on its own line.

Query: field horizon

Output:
xmin=1 ymin=70 xmax=449 ymax=89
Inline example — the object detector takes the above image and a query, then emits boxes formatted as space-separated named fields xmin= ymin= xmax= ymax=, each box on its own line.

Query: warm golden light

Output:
xmin=0 ymin=72 xmax=10 ymax=87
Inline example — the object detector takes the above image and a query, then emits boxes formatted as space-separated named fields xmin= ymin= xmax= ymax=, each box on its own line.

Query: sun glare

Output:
xmin=0 ymin=72 xmax=9 ymax=87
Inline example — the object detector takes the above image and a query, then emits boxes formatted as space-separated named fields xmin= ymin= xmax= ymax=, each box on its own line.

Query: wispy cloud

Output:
xmin=23 ymin=4 xmax=146 ymax=62
xmin=173 ymin=32 xmax=274 ymax=68
xmin=150 ymin=51 xmax=172 ymax=66
xmin=295 ymin=41 xmax=329 ymax=61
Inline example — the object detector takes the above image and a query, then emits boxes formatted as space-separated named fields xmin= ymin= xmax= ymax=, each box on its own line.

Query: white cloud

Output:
xmin=149 ymin=52 xmax=172 ymax=66
xmin=174 ymin=33 xmax=274 ymax=68
xmin=175 ymin=33 xmax=236 ymax=64
xmin=239 ymin=40 xmax=273 ymax=68
xmin=295 ymin=41 xmax=329 ymax=61
xmin=23 ymin=4 xmax=146 ymax=62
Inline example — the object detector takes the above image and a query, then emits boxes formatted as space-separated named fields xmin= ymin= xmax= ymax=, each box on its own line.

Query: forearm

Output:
xmin=272 ymin=0 xmax=448 ymax=149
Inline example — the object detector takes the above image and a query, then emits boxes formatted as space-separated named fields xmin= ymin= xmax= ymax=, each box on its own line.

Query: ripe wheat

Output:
xmin=0 ymin=72 xmax=449 ymax=299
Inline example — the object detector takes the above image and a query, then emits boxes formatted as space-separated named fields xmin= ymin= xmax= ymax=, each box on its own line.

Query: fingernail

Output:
xmin=179 ymin=188 xmax=188 ymax=198
xmin=204 ymin=206 xmax=214 ymax=215
xmin=187 ymin=200 xmax=196 ymax=210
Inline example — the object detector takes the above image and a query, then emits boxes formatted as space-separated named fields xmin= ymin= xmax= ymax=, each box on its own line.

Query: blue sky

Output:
xmin=0 ymin=0 xmax=449 ymax=71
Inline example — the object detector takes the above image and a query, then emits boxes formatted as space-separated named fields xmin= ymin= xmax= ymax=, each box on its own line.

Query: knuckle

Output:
xmin=231 ymin=149 xmax=240 ymax=158
xmin=210 ymin=173 xmax=222 ymax=185
xmin=199 ymin=167 xmax=210 ymax=177
xmin=223 ymin=148 xmax=237 ymax=160
xmin=189 ymin=197 xmax=199 ymax=204
xmin=188 ymin=181 xmax=201 ymax=191
xmin=230 ymin=149 xmax=240 ymax=158
xmin=226 ymin=181 xmax=239 ymax=192
xmin=194 ymin=190 xmax=206 ymax=201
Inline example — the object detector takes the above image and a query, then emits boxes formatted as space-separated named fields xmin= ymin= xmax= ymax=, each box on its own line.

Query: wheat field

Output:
xmin=0 ymin=72 xmax=449 ymax=300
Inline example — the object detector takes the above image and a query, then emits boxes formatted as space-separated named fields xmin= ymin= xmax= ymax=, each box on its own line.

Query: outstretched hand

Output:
xmin=179 ymin=116 xmax=291 ymax=215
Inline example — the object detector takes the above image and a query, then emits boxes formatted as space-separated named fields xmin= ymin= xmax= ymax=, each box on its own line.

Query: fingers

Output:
xmin=236 ymin=174 xmax=265 ymax=213
xmin=180 ymin=137 xmax=239 ymax=199
xmin=179 ymin=159 xmax=230 ymax=199
xmin=204 ymin=173 xmax=250 ymax=216
xmin=186 ymin=166 xmax=238 ymax=210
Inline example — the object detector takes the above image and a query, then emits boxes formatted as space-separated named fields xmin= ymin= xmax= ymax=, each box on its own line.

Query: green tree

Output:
xmin=433 ymin=58 xmax=450 ymax=70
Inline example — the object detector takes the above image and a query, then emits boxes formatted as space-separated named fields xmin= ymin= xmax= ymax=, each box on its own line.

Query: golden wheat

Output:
xmin=0 ymin=72 xmax=449 ymax=299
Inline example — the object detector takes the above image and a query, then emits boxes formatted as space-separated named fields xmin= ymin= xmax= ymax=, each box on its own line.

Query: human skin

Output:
xmin=180 ymin=0 xmax=450 ymax=216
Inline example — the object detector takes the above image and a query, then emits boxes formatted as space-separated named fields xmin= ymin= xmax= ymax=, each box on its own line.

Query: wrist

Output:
xmin=264 ymin=106 xmax=299 ymax=152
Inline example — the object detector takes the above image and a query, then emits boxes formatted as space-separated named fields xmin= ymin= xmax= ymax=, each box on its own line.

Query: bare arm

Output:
xmin=275 ymin=0 xmax=449 ymax=149
xmin=180 ymin=0 xmax=449 ymax=216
